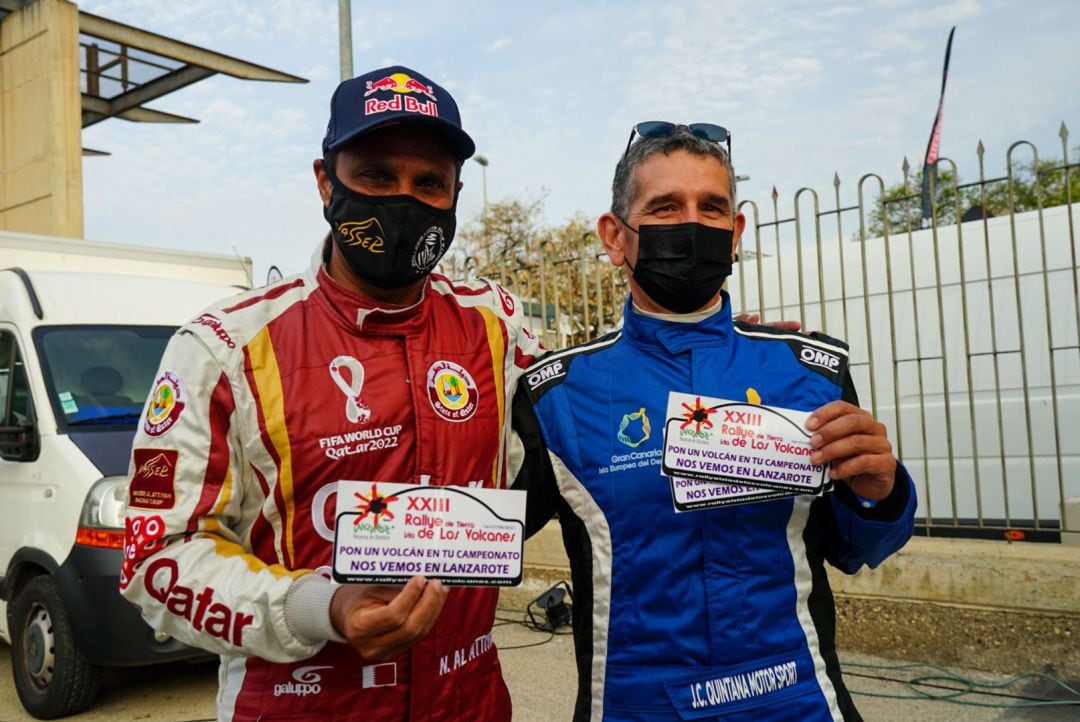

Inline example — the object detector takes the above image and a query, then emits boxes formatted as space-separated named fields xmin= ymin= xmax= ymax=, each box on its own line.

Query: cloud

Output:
xmin=869 ymin=29 xmax=919 ymax=50
xmin=825 ymin=4 xmax=861 ymax=16
xmin=620 ymin=30 xmax=655 ymax=49
xmin=486 ymin=37 xmax=512 ymax=52
xmin=303 ymin=64 xmax=333 ymax=82
xmin=893 ymin=0 xmax=981 ymax=28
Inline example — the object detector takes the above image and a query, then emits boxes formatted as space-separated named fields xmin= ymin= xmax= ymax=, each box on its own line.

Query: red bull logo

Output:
xmin=363 ymin=72 xmax=438 ymax=118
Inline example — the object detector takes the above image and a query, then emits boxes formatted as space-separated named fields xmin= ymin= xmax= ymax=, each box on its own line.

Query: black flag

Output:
xmin=921 ymin=26 xmax=957 ymax=224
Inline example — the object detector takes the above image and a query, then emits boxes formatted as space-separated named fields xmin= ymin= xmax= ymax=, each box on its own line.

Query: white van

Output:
xmin=0 ymin=232 xmax=251 ymax=718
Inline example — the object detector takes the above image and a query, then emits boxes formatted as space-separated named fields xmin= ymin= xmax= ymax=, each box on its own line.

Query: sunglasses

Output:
xmin=623 ymin=121 xmax=732 ymax=159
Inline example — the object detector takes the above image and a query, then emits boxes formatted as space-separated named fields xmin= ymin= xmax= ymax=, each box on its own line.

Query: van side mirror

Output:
xmin=0 ymin=421 xmax=39 ymax=462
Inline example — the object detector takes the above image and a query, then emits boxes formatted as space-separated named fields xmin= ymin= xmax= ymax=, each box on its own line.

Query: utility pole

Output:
xmin=338 ymin=0 xmax=353 ymax=80
xmin=473 ymin=155 xmax=489 ymax=213
xmin=473 ymin=154 xmax=491 ymax=278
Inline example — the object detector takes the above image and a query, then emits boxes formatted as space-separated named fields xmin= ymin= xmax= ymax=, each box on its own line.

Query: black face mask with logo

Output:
xmin=323 ymin=162 xmax=457 ymax=290
xmin=622 ymin=220 xmax=734 ymax=314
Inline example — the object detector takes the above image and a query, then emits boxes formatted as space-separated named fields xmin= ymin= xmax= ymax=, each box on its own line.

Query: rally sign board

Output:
xmin=668 ymin=475 xmax=834 ymax=513
xmin=661 ymin=392 xmax=828 ymax=496
xmin=669 ymin=475 xmax=798 ymax=513
xmin=333 ymin=482 xmax=526 ymax=586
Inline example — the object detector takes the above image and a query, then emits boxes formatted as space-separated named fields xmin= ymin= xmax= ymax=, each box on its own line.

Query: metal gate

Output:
xmin=504 ymin=132 xmax=1080 ymax=541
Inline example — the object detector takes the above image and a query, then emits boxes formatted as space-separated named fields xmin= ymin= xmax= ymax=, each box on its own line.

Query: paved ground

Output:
xmin=1 ymin=618 xmax=1077 ymax=721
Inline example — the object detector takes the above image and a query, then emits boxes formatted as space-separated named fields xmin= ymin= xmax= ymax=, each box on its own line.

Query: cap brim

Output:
xmin=327 ymin=116 xmax=475 ymax=162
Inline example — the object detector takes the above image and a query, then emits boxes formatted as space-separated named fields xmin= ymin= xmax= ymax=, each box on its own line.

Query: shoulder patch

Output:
xmin=734 ymin=323 xmax=850 ymax=385
xmin=129 ymin=448 xmax=178 ymax=509
xmin=524 ymin=331 xmax=621 ymax=401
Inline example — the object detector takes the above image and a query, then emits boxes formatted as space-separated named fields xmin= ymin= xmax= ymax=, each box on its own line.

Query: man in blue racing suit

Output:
xmin=511 ymin=123 xmax=916 ymax=721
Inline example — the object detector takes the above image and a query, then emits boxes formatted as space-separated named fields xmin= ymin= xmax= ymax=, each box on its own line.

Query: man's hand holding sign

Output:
xmin=807 ymin=401 xmax=897 ymax=501
xmin=330 ymin=577 xmax=447 ymax=661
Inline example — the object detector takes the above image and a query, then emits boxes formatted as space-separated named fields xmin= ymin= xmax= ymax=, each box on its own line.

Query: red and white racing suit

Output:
xmin=120 ymin=246 xmax=541 ymax=721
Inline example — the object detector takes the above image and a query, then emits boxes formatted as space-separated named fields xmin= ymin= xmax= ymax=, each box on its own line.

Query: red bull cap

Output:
xmin=323 ymin=64 xmax=475 ymax=160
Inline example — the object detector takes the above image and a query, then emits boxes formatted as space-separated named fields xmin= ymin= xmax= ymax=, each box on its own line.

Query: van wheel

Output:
xmin=10 ymin=575 xmax=102 ymax=719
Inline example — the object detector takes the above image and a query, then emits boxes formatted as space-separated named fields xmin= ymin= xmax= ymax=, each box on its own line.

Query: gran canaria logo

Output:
xmin=337 ymin=218 xmax=385 ymax=253
xmin=617 ymin=407 xmax=651 ymax=448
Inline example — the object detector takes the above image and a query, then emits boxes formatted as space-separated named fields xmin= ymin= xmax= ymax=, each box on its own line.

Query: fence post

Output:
xmin=539 ymin=240 xmax=550 ymax=346
xmin=595 ymin=253 xmax=606 ymax=334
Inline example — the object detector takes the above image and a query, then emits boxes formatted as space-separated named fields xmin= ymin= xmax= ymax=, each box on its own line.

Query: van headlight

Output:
xmin=76 ymin=476 xmax=128 ymax=548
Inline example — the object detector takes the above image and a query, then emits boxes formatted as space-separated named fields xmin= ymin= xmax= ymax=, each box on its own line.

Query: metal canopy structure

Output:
xmin=0 ymin=1 xmax=307 ymax=130
xmin=0 ymin=0 xmax=25 ymax=18
xmin=76 ymin=11 xmax=307 ymax=128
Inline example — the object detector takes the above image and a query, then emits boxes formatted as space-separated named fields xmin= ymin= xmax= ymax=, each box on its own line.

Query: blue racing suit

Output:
xmin=511 ymin=294 xmax=916 ymax=721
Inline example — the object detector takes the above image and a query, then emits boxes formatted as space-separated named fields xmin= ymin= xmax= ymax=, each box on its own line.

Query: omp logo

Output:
xmin=527 ymin=360 xmax=564 ymax=388
xmin=274 ymin=665 xmax=333 ymax=697
xmin=800 ymin=346 xmax=841 ymax=372
xmin=337 ymin=218 xmax=385 ymax=253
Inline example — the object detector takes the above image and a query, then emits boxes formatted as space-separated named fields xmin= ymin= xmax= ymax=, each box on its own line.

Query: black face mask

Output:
xmin=622 ymin=220 xmax=734 ymax=314
xmin=323 ymin=163 xmax=457 ymax=290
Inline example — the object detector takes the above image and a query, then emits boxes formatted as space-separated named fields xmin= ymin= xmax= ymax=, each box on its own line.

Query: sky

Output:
xmin=76 ymin=0 xmax=1080 ymax=283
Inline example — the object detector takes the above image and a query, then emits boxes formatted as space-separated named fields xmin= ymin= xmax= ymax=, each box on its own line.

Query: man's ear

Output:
xmin=731 ymin=210 xmax=747 ymax=261
xmin=598 ymin=212 xmax=627 ymax=267
xmin=314 ymin=159 xmax=332 ymax=207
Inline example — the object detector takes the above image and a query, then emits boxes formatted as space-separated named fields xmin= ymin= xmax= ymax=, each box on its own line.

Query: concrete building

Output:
xmin=0 ymin=0 xmax=305 ymax=238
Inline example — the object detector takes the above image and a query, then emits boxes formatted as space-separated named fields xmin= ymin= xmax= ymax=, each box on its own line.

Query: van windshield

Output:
xmin=33 ymin=326 xmax=176 ymax=431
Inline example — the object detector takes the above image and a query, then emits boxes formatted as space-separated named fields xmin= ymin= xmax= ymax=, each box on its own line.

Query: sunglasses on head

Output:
xmin=624 ymin=121 xmax=732 ymax=159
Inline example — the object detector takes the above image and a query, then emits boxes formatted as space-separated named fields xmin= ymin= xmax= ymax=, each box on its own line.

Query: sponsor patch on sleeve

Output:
xmin=129 ymin=448 xmax=179 ymax=509
xmin=144 ymin=370 xmax=186 ymax=437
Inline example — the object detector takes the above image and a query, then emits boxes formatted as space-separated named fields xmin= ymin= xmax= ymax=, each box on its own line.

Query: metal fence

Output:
xmin=490 ymin=132 xmax=1079 ymax=542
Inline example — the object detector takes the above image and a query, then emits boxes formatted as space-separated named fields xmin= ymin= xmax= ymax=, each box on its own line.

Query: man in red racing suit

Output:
xmin=120 ymin=65 xmax=541 ymax=721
